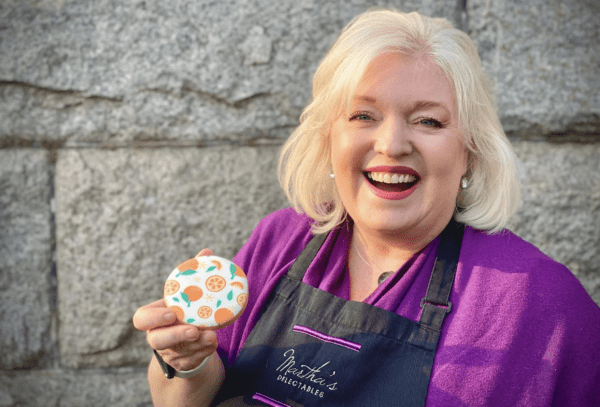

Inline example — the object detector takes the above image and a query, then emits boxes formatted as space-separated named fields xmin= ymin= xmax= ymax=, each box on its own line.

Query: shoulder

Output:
xmin=249 ymin=207 xmax=314 ymax=240
xmin=434 ymin=227 xmax=600 ymax=406
xmin=461 ymin=227 xmax=575 ymax=281
xmin=237 ymin=207 xmax=315 ymax=264
xmin=450 ymin=227 xmax=600 ymax=404
xmin=458 ymin=225 xmax=600 ymax=330
xmin=232 ymin=207 xmax=318 ymax=285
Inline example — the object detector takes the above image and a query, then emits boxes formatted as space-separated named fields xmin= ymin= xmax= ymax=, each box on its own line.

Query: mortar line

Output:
xmin=47 ymin=151 xmax=61 ymax=369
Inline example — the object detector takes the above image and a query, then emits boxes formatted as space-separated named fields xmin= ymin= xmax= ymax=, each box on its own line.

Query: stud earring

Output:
xmin=460 ymin=176 xmax=468 ymax=189
xmin=329 ymin=170 xmax=335 ymax=179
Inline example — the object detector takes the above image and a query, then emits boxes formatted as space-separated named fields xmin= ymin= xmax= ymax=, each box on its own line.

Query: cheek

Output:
xmin=330 ymin=129 xmax=358 ymax=170
xmin=329 ymin=133 xmax=343 ymax=169
xmin=426 ymin=139 xmax=467 ymax=182
xmin=336 ymin=133 xmax=374 ymax=168
xmin=328 ymin=122 xmax=341 ymax=168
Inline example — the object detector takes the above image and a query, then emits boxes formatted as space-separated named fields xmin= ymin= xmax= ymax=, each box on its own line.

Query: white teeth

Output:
xmin=367 ymin=172 xmax=416 ymax=184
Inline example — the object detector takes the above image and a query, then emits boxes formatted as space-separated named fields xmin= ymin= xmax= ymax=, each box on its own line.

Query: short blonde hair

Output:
xmin=278 ymin=9 xmax=521 ymax=234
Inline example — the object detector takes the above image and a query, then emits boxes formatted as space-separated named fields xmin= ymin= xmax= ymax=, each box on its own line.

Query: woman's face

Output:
xmin=329 ymin=52 xmax=467 ymax=245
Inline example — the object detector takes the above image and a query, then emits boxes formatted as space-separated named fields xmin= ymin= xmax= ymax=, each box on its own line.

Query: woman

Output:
xmin=133 ymin=9 xmax=600 ymax=406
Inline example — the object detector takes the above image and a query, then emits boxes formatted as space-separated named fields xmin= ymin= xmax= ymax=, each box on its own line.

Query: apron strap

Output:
xmin=285 ymin=220 xmax=464 ymax=332
xmin=286 ymin=232 xmax=329 ymax=281
xmin=419 ymin=220 xmax=465 ymax=331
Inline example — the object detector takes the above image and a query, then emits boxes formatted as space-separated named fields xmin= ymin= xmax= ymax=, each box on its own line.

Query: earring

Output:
xmin=460 ymin=176 xmax=468 ymax=189
xmin=329 ymin=170 xmax=335 ymax=179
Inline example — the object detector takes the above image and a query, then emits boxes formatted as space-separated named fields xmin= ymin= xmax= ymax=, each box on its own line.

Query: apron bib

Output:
xmin=214 ymin=221 xmax=464 ymax=407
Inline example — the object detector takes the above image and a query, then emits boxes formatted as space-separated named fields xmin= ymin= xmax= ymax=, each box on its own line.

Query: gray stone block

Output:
xmin=509 ymin=141 xmax=600 ymax=305
xmin=0 ymin=149 xmax=54 ymax=369
xmin=55 ymin=146 xmax=288 ymax=367
xmin=467 ymin=0 xmax=600 ymax=137
xmin=0 ymin=0 xmax=459 ymax=145
xmin=0 ymin=368 xmax=151 ymax=407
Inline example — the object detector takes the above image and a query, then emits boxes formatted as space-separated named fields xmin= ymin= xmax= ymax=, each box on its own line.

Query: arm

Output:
xmin=148 ymin=346 xmax=225 ymax=407
xmin=134 ymin=299 xmax=226 ymax=407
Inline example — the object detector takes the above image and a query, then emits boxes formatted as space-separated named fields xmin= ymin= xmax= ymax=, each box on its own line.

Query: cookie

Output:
xmin=163 ymin=255 xmax=248 ymax=329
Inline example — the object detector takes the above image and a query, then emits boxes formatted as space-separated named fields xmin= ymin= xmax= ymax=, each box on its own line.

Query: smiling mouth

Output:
xmin=365 ymin=171 xmax=419 ymax=192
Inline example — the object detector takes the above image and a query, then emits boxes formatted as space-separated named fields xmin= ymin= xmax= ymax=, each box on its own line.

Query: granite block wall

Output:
xmin=0 ymin=0 xmax=598 ymax=405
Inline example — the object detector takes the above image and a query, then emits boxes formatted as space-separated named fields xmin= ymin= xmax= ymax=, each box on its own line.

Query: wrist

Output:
xmin=154 ymin=350 xmax=211 ymax=379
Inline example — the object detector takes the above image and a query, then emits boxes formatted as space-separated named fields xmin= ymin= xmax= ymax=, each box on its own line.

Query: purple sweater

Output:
xmin=216 ymin=208 xmax=600 ymax=406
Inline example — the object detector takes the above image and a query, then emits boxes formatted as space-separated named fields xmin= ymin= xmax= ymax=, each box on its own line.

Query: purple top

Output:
xmin=216 ymin=208 xmax=600 ymax=406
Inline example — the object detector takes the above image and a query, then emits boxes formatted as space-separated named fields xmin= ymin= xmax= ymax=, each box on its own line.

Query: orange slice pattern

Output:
xmin=237 ymin=293 xmax=248 ymax=307
xmin=206 ymin=275 xmax=226 ymax=292
xmin=198 ymin=306 xmax=213 ymax=319
xmin=164 ymin=280 xmax=180 ymax=296
xmin=231 ymin=281 xmax=244 ymax=290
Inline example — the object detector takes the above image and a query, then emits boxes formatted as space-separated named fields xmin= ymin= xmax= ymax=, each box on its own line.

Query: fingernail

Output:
xmin=164 ymin=312 xmax=176 ymax=322
xmin=185 ymin=328 xmax=198 ymax=339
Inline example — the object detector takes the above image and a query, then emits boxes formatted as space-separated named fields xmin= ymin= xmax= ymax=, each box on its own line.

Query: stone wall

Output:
xmin=0 ymin=0 xmax=598 ymax=405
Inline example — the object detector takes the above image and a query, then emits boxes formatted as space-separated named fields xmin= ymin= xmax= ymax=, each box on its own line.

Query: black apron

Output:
xmin=214 ymin=221 xmax=464 ymax=407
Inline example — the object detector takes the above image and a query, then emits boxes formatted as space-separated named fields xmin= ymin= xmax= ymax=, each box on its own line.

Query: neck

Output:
xmin=347 ymin=229 xmax=413 ymax=301
xmin=350 ymin=226 xmax=419 ymax=273
xmin=346 ymin=218 xmax=452 ymax=301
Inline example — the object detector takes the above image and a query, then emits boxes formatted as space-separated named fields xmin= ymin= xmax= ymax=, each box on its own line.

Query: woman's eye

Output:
xmin=419 ymin=117 xmax=443 ymax=128
xmin=349 ymin=112 xmax=373 ymax=121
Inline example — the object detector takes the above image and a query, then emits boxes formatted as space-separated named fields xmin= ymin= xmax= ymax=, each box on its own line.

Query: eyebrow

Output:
xmin=352 ymin=95 xmax=450 ymax=114
xmin=410 ymin=100 xmax=449 ymax=113
xmin=353 ymin=95 xmax=377 ymax=105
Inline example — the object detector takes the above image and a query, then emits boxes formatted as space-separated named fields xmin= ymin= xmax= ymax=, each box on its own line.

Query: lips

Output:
xmin=364 ymin=166 xmax=419 ymax=200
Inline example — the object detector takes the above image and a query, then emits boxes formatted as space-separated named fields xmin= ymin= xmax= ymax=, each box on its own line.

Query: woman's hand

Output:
xmin=133 ymin=249 xmax=226 ymax=407
xmin=133 ymin=299 xmax=218 ymax=371
xmin=133 ymin=248 xmax=218 ymax=372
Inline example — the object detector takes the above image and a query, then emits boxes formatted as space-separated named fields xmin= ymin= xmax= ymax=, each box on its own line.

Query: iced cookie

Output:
xmin=163 ymin=255 xmax=248 ymax=329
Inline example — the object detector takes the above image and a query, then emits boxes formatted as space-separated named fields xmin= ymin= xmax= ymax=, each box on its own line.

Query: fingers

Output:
xmin=196 ymin=248 xmax=213 ymax=257
xmin=148 ymin=325 xmax=217 ymax=351
xmin=149 ymin=324 xmax=201 ymax=350
xmin=132 ymin=299 xmax=176 ymax=332
xmin=151 ymin=328 xmax=218 ymax=371
xmin=167 ymin=348 xmax=216 ymax=372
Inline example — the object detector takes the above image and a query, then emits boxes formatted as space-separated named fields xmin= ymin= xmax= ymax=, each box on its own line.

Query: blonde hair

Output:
xmin=278 ymin=9 xmax=521 ymax=234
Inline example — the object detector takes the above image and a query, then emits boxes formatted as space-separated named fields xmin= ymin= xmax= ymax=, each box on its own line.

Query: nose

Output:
xmin=373 ymin=117 xmax=413 ymax=157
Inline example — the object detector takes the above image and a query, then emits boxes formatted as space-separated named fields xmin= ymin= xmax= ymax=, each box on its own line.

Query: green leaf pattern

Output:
xmin=177 ymin=269 xmax=197 ymax=278
xmin=181 ymin=292 xmax=191 ymax=307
